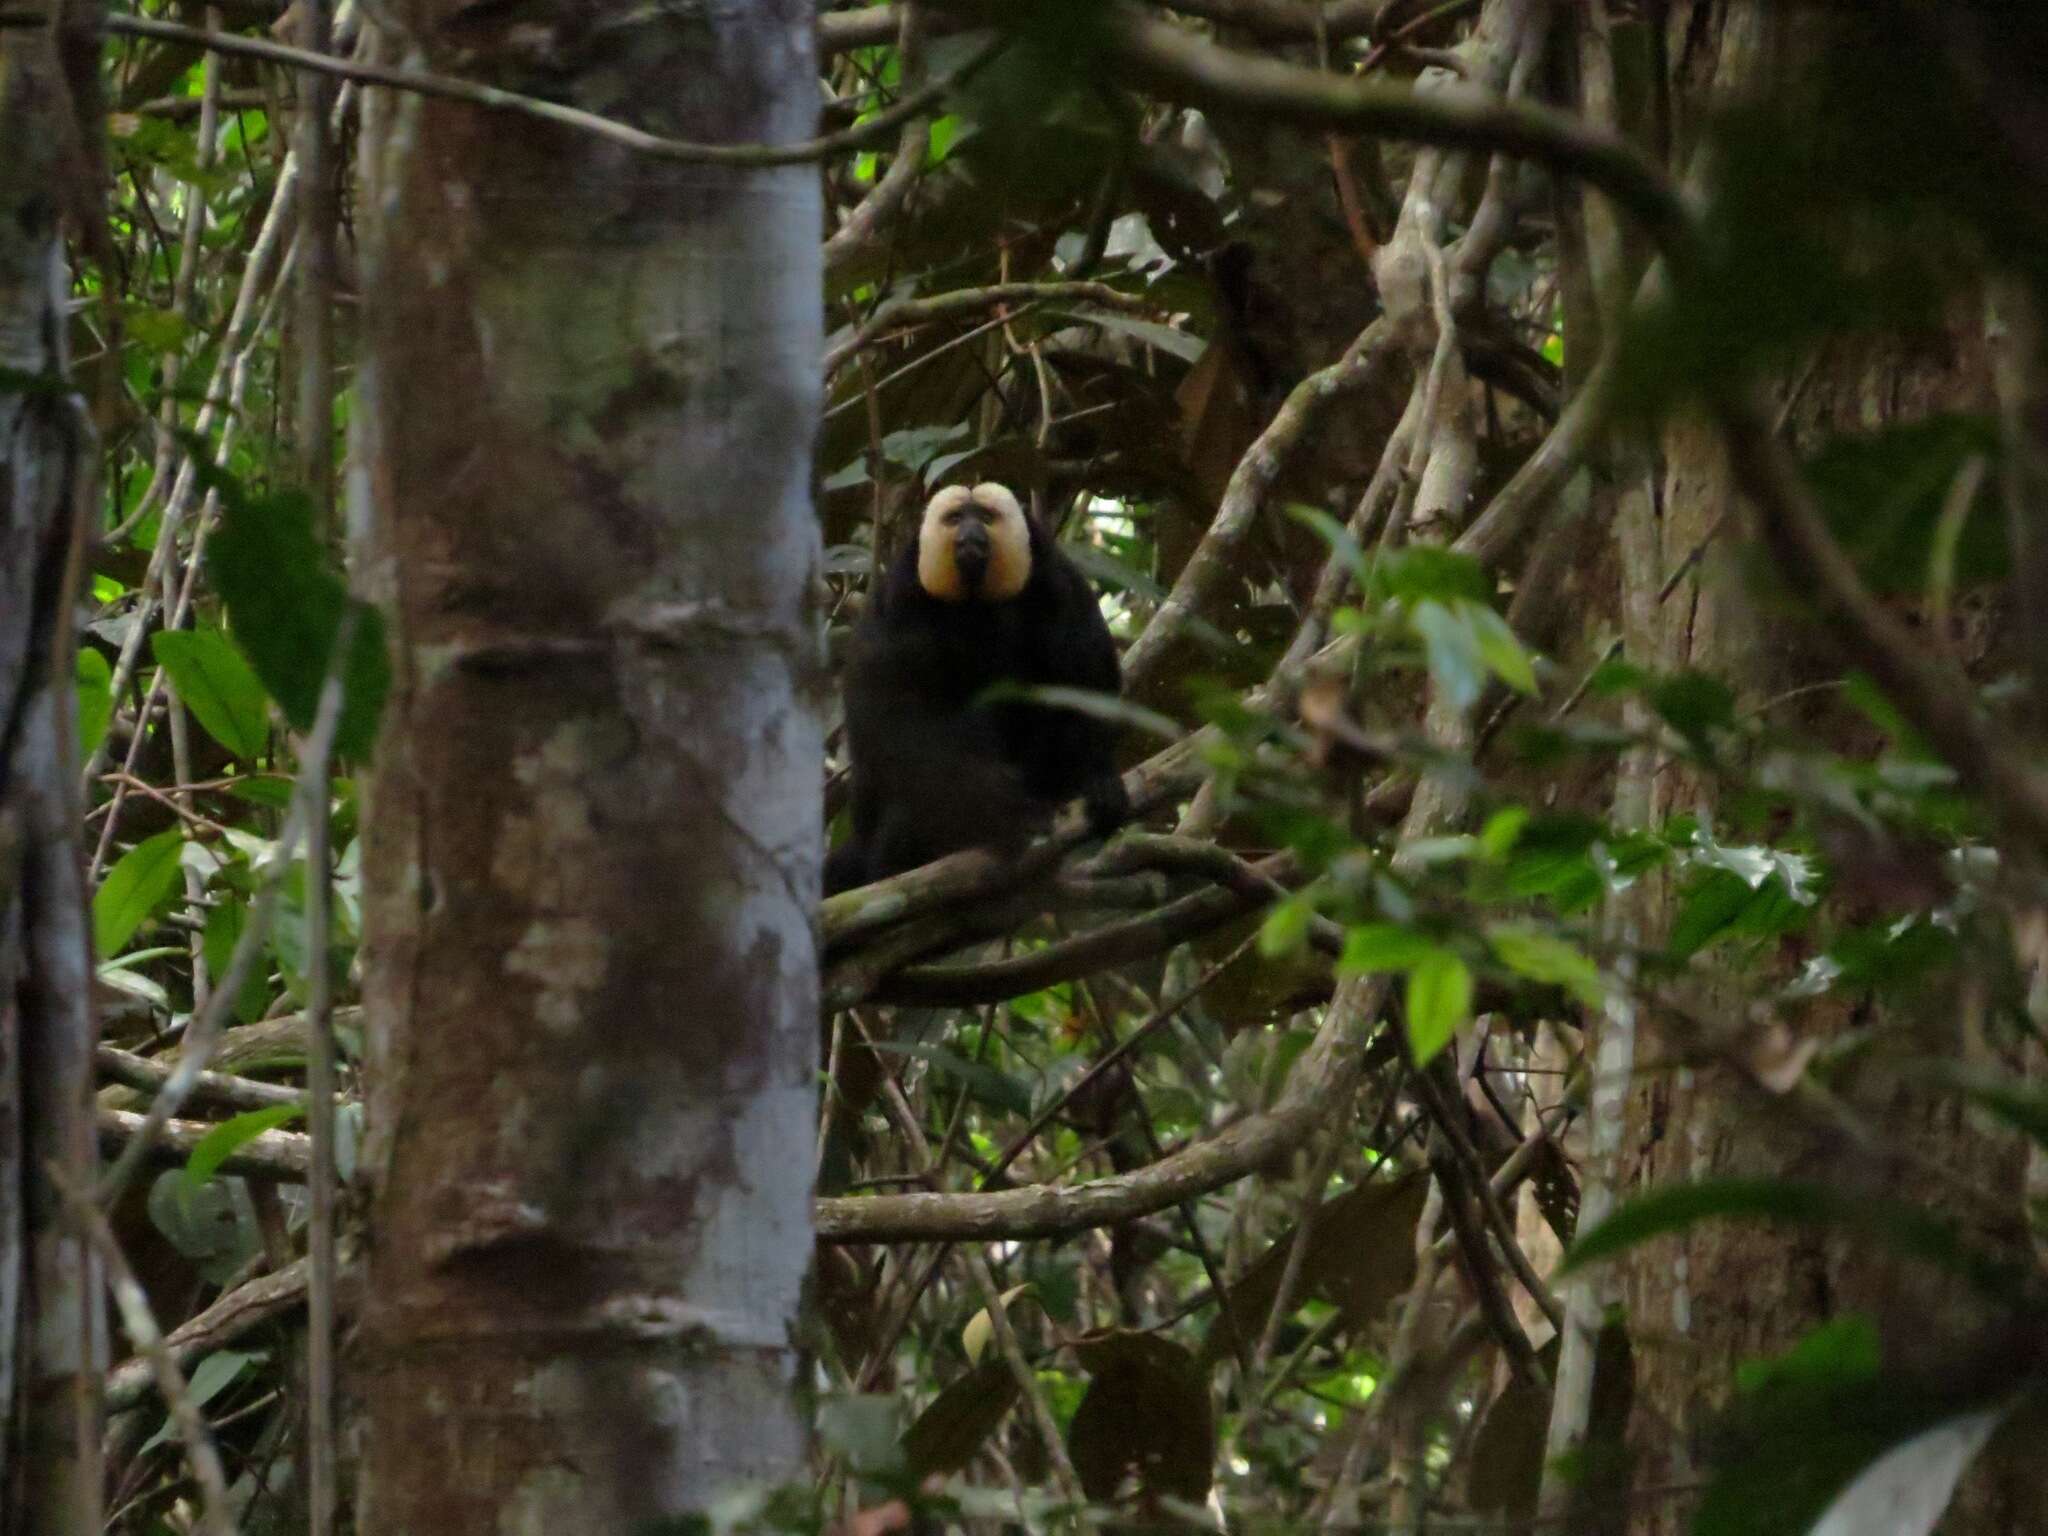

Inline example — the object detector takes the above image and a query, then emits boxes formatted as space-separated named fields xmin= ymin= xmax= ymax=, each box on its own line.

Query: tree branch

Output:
xmin=101 ymin=11 xmax=1003 ymax=167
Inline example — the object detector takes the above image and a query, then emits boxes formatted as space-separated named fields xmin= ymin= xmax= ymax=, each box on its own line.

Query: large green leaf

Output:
xmin=152 ymin=626 xmax=270 ymax=760
xmin=202 ymin=898 xmax=272 ymax=1024
xmin=93 ymin=829 xmax=186 ymax=957
xmin=205 ymin=481 xmax=387 ymax=762
xmin=1405 ymin=948 xmax=1471 ymax=1065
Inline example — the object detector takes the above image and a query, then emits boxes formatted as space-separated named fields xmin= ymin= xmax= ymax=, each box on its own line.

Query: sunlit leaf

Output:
xmin=1337 ymin=922 xmax=1438 ymax=976
xmin=1376 ymin=545 xmax=1492 ymax=606
xmin=1405 ymin=948 xmax=1471 ymax=1065
xmin=1258 ymin=891 xmax=1316 ymax=958
xmin=962 ymin=1283 xmax=1035 ymax=1365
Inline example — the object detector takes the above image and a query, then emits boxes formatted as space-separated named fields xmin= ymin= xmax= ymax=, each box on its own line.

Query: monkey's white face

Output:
xmin=917 ymin=483 xmax=1033 ymax=603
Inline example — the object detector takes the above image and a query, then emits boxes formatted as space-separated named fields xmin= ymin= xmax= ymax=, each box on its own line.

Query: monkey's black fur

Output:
xmin=824 ymin=512 xmax=1129 ymax=896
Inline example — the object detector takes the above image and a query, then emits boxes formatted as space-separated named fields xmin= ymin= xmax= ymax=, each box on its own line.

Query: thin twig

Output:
xmin=104 ymin=11 xmax=1003 ymax=167
xmin=50 ymin=1165 xmax=239 ymax=1536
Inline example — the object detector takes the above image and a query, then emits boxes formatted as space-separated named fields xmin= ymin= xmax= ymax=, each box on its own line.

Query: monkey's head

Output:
xmin=917 ymin=484 xmax=1033 ymax=603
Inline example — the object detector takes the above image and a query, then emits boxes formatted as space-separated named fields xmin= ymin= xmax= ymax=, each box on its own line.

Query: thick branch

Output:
xmin=1121 ymin=319 xmax=1396 ymax=697
xmin=98 ymin=1107 xmax=312 ymax=1180
xmin=873 ymin=854 xmax=1299 ymax=1006
xmin=815 ymin=972 xmax=1388 ymax=1241
xmin=930 ymin=0 xmax=1691 ymax=262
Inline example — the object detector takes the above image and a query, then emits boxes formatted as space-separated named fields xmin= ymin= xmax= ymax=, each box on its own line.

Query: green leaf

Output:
xmin=1477 ymin=806 xmax=1529 ymax=859
xmin=902 ymin=1360 xmax=1019 ymax=1481
xmin=77 ymin=647 xmax=112 ymax=759
xmin=1404 ymin=949 xmax=1471 ymax=1066
xmin=1804 ymin=415 xmax=2006 ymax=597
xmin=1562 ymin=1178 xmax=2021 ymax=1295
xmin=1463 ymin=600 xmax=1537 ymax=694
xmin=1337 ymin=923 xmax=1438 ymax=976
xmin=206 ymin=483 xmax=388 ymax=762
xmin=93 ymin=829 xmax=186 ymax=957
xmin=1649 ymin=670 xmax=1736 ymax=741
xmin=1258 ymin=892 xmax=1315 ymax=958
xmin=1486 ymin=923 xmax=1603 ymax=1006
xmin=1375 ymin=546 xmax=1491 ymax=606
xmin=152 ymin=627 xmax=270 ymax=761
xmin=202 ymin=899 xmax=271 ymax=1024
xmin=1667 ymin=869 xmax=1758 ymax=958
xmin=1734 ymin=1314 xmax=1879 ymax=1396
xmin=182 ymin=1101 xmax=307 ymax=1192
xmin=1409 ymin=599 xmax=1487 ymax=716
xmin=1062 ymin=307 xmax=1206 ymax=363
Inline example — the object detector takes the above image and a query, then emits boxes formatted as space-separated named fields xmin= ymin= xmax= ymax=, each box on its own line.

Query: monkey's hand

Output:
xmin=1082 ymin=773 xmax=1131 ymax=838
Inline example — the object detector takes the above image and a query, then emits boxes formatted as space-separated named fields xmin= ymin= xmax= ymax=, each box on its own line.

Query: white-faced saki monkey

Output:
xmin=824 ymin=483 xmax=1131 ymax=896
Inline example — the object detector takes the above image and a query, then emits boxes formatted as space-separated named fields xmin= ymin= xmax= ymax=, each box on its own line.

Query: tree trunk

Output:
xmin=1612 ymin=7 xmax=2048 ymax=1532
xmin=350 ymin=2 xmax=823 ymax=1526
xmin=1 ymin=4 xmax=105 ymax=1530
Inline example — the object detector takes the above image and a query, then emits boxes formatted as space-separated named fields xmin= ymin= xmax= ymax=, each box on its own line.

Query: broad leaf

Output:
xmin=902 ymin=1360 xmax=1019 ymax=1481
xmin=152 ymin=626 xmax=270 ymax=760
xmin=94 ymin=829 xmax=186 ymax=957
xmin=207 ymin=483 xmax=387 ymax=762
xmin=1487 ymin=923 xmax=1603 ymax=1006
xmin=1405 ymin=948 xmax=1471 ymax=1065
xmin=1337 ymin=922 xmax=1439 ymax=976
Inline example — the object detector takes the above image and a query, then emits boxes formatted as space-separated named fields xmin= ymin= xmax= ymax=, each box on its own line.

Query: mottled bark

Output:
xmin=350 ymin=0 xmax=823 ymax=1527
xmin=1 ymin=3 xmax=106 ymax=1530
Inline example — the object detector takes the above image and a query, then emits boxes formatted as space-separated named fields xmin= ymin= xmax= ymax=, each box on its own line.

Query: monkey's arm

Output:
xmin=1026 ymin=561 xmax=1131 ymax=835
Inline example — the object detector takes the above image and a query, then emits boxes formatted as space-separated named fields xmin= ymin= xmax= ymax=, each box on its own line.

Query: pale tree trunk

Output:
xmin=1612 ymin=6 xmax=2048 ymax=1532
xmin=349 ymin=1 xmax=823 ymax=1526
xmin=0 ymin=4 xmax=105 ymax=1531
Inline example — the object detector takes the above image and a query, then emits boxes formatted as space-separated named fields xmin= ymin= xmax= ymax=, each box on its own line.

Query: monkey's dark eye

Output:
xmin=943 ymin=510 xmax=964 ymax=525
